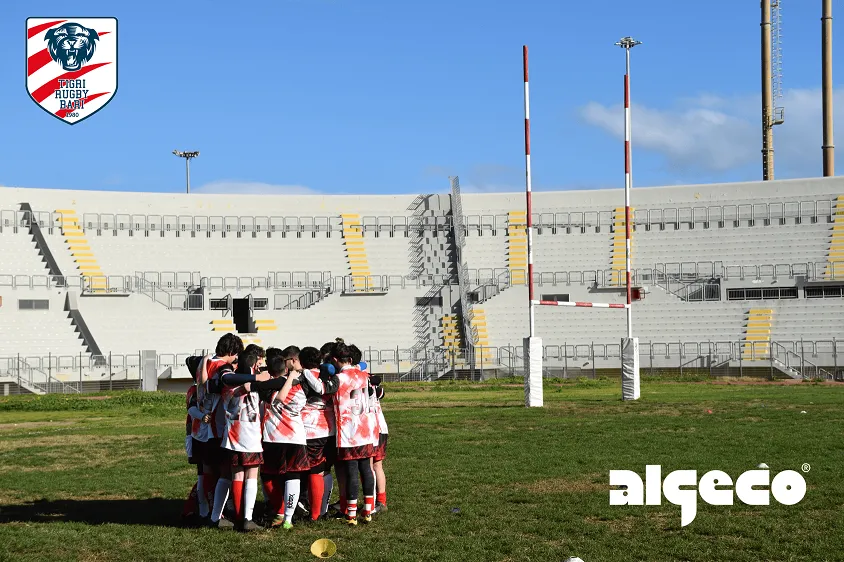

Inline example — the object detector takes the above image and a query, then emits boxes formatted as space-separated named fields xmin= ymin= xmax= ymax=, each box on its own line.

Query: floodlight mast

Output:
xmin=615 ymin=36 xmax=640 ymax=339
xmin=173 ymin=150 xmax=200 ymax=194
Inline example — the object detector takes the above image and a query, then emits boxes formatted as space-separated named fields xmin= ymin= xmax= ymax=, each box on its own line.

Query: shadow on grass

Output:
xmin=0 ymin=498 xmax=190 ymax=526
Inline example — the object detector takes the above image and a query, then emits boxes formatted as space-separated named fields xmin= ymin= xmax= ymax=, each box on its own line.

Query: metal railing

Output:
xmin=0 ymin=337 xmax=840 ymax=394
xmin=4 ymin=259 xmax=844 ymax=300
xmin=2 ymin=195 xmax=839 ymax=237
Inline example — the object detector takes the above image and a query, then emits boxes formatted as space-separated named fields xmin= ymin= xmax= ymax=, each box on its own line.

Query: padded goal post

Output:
xmin=521 ymin=45 xmax=640 ymax=406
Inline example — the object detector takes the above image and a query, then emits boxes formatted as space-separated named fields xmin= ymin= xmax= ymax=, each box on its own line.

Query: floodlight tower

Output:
xmin=173 ymin=150 xmax=200 ymax=194
xmin=615 ymin=36 xmax=640 ymax=339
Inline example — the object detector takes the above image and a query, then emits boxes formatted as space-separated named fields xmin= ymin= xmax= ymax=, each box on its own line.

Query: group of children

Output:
xmin=181 ymin=333 xmax=389 ymax=531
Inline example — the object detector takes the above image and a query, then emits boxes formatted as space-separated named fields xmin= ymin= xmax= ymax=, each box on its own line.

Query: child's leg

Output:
xmin=308 ymin=469 xmax=325 ymax=521
xmin=210 ymin=462 xmax=232 ymax=523
xmin=344 ymin=460 xmax=360 ymax=519
xmin=359 ymin=458 xmax=376 ymax=517
xmin=202 ymin=463 xmax=217 ymax=513
xmin=374 ymin=459 xmax=387 ymax=506
xmin=243 ymin=466 xmax=259 ymax=522
xmin=231 ymin=467 xmax=245 ymax=522
xmin=182 ymin=482 xmax=198 ymax=518
xmin=283 ymin=472 xmax=303 ymax=524
xmin=321 ymin=470 xmax=334 ymax=516
xmin=261 ymin=473 xmax=275 ymax=515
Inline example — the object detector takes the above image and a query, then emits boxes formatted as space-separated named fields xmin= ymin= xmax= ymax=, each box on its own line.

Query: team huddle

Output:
xmin=181 ymin=334 xmax=389 ymax=531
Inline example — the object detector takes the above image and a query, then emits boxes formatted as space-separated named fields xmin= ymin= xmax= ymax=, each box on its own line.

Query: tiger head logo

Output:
xmin=44 ymin=22 xmax=100 ymax=72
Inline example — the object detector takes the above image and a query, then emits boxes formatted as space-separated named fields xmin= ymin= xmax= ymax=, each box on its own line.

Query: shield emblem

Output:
xmin=26 ymin=17 xmax=117 ymax=125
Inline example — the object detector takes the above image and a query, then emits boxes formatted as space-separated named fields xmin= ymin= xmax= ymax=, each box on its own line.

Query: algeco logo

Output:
xmin=609 ymin=465 xmax=807 ymax=526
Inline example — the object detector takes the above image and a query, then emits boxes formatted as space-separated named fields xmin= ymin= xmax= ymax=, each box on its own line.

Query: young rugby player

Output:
xmin=189 ymin=334 xmax=243 ymax=523
xmin=299 ymin=346 xmax=340 ymax=520
xmin=331 ymin=342 xmax=378 ymax=525
xmin=217 ymin=348 xmax=265 ymax=531
xmin=369 ymin=374 xmax=389 ymax=512
xmin=205 ymin=346 xmax=270 ymax=530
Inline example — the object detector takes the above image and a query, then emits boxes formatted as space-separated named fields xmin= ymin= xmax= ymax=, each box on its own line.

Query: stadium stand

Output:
xmin=1 ymin=175 xmax=843 ymax=388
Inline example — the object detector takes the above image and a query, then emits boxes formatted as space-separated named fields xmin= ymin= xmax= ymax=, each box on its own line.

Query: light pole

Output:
xmin=615 ymin=36 xmax=640 ymax=339
xmin=173 ymin=150 xmax=200 ymax=194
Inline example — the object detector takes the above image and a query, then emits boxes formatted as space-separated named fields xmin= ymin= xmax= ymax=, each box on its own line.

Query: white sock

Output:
xmin=284 ymin=478 xmax=301 ymax=523
xmin=211 ymin=478 xmax=231 ymax=522
xmin=321 ymin=473 xmax=333 ymax=516
xmin=197 ymin=476 xmax=209 ymax=517
xmin=244 ymin=479 xmax=258 ymax=522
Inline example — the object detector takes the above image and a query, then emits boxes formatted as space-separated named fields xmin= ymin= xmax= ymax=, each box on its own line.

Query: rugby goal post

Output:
xmin=521 ymin=45 xmax=640 ymax=407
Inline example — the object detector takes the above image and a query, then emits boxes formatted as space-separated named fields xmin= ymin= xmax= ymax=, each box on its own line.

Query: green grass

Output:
xmin=0 ymin=379 xmax=841 ymax=562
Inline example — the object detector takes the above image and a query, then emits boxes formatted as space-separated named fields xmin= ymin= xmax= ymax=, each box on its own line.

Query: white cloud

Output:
xmin=192 ymin=180 xmax=317 ymax=195
xmin=580 ymin=87 xmax=844 ymax=177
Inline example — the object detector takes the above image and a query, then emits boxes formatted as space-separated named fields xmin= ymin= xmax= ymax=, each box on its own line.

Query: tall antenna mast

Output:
xmin=772 ymin=0 xmax=785 ymax=126
xmin=762 ymin=0 xmax=784 ymax=181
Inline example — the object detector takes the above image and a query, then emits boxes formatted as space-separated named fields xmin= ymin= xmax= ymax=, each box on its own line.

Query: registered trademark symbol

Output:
xmin=801 ymin=463 xmax=811 ymax=473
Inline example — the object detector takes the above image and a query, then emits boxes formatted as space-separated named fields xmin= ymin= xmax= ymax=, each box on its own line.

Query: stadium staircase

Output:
xmin=20 ymin=203 xmax=64 ymax=282
xmin=55 ymin=208 xmax=107 ymax=292
xmin=469 ymin=308 xmax=495 ymax=364
xmin=341 ymin=213 xmax=373 ymax=292
xmin=741 ymin=308 xmax=773 ymax=360
xmin=609 ymin=206 xmax=633 ymax=287
xmin=824 ymin=195 xmax=844 ymax=279
xmin=507 ymin=211 xmax=527 ymax=286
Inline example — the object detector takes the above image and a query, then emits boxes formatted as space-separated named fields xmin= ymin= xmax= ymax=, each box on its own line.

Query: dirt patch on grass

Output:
xmin=0 ymin=433 xmax=150 ymax=452
xmin=0 ymin=420 xmax=76 ymax=431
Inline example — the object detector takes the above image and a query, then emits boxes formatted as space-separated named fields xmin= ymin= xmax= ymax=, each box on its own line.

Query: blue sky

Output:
xmin=2 ymin=0 xmax=842 ymax=195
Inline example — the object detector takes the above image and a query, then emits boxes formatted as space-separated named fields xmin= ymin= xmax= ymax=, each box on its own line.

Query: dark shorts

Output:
xmin=189 ymin=437 xmax=204 ymax=464
xmin=336 ymin=443 xmax=375 ymax=461
xmin=225 ymin=449 xmax=264 ymax=468
xmin=261 ymin=442 xmax=310 ymax=474
xmin=204 ymin=437 xmax=226 ymax=467
xmin=306 ymin=437 xmax=337 ymax=473
xmin=374 ymin=433 xmax=388 ymax=462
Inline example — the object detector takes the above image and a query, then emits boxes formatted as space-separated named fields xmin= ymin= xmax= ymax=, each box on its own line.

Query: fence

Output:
xmin=3 ymin=196 xmax=839 ymax=236
xmin=1 ymin=339 xmax=841 ymax=395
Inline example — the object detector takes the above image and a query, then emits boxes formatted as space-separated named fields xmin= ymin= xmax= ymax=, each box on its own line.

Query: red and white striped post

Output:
xmin=616 ymin=36 xmax=640 ymax=339
xmin=522 ymin=46 xmax=543 ymax=408
xmin=523 ymin=45 xmax=535 ymax=338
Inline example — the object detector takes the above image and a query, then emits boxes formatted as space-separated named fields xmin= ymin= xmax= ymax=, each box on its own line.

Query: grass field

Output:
xmin=0 ymin=378 xmax=841 ymax=562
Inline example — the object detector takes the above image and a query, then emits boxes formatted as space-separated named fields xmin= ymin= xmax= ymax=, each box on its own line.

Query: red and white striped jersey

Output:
xmin=334 ymin=365 xmax=378 ymax=449
xmin=302 ymin=368 xmax=336 ymax=440
xmin=262 ymin=376 xmax=308 ymax=445
xmin=220 ymin=385 xmax=263 ymax=453
xmin=193 ymin=355 xmax=230 ymax=442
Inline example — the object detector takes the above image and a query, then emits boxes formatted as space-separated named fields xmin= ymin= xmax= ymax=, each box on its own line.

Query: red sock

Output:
xmin=363 ymin=495 xmax=375 ymax=516
xmin=272 ymin=476 xmax=285 ymax=515
xmin=232 ymin=480 xmax=244 ymax=522
xmin=377 ymin=492 xmax=387 ymax=506
xmin=182 ymin=483 xmax=198 ymax=516
xmin=262 ymin=477 xmax=274 ymax=509
xmin=340 ymin=496 xmax=347 ymax=516
xmin=308 ymin=474 xmax=324 ymax=521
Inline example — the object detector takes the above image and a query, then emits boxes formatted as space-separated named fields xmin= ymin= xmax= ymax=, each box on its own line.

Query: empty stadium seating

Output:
xmin=1 ymin=174 xmax=843 ymax=381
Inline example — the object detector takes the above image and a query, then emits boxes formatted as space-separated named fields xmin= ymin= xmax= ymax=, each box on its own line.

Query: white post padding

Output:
xmin=621 ymin=337 xmax=640 ymax=400
xmin=524 ymin=336 xmax=544 ymax=407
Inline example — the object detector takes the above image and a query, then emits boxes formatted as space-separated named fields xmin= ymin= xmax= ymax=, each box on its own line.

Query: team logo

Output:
xmin=26 ymin=17 xmax=117 ymax=125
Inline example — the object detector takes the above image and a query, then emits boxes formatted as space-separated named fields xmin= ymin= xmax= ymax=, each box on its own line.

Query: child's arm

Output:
xmin=299 ymin=369 xmax=325 ymax=395
xmin=319 ymin=363 xmax=340 ymax=395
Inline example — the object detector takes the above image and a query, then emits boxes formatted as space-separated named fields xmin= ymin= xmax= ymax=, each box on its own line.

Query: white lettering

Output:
xmin=608 ymin=466 xmax=806 ymax=526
